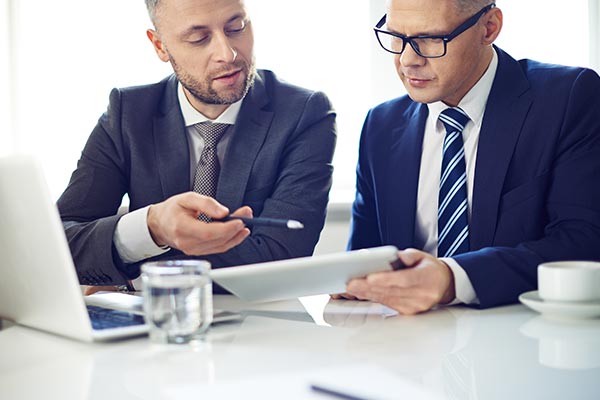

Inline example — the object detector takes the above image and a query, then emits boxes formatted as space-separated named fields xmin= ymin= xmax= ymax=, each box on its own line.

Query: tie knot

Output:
xmin=439 ymin=107 xmax=470 ymax=133
xmin=195 ymin=122 xmax=229 ymax=147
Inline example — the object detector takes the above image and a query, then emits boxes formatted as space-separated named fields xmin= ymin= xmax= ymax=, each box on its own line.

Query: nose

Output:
xmin=399 ymin=42 xmax=425 ymax=67
xmin=212 ymin=33 xmax=237 ymax=63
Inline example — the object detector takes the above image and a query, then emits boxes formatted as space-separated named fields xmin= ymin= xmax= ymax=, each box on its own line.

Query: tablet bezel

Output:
xmin=211 ymin=246 xmax=400 ymax=302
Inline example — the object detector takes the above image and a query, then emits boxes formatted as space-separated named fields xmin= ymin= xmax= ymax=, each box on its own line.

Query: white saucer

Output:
xmin=519 ymin=291 xmax=600 ymax=320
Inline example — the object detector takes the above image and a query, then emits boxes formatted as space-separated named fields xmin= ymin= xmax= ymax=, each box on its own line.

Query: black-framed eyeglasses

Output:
xmin=374 ymin=3 xmax=496 ymax=58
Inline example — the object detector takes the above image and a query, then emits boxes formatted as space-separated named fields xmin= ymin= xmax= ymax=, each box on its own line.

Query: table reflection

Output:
xmin=520 ymin=316 xmax=600 ymax=370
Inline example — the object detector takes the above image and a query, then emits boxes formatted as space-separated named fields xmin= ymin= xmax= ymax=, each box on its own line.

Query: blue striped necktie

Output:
xmin=438 ymin=107 xmax=470 ymax=257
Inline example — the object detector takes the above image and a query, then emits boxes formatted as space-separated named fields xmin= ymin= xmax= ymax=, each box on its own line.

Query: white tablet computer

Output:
xmin=211 ymin=246 xmax=401 ymax=302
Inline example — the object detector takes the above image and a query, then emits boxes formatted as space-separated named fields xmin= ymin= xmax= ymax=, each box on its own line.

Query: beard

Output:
xmin=171 ymin=56 xmax=256 ymax=105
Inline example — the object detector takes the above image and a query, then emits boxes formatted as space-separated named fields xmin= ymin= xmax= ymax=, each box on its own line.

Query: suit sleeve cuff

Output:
xmin=441 ymin=257 xmax=480 ymax=305
xmin=113 ymin=205 xmax=171 ymax=264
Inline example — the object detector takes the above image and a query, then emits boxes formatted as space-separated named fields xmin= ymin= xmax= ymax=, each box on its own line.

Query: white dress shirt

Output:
xmin=415 ymin=50 xmax=499 ymax=305
xmin=113 ymin=82 xmax=243 ymax=264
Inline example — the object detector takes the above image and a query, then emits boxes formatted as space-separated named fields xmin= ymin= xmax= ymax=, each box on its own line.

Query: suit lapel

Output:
xmin=154 ymin=75 xmax=191 ymax=199
xmin=217 ymin=73 xmax=274 ymax=209
xmin=470 ymin=48 xmax=533 ymax=249
xmin=383 ymin=103 xmax=428 ymax=248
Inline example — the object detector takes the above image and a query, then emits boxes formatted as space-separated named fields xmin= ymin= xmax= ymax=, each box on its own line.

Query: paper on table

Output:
xmin=308 ymin=364 xmax=441 ymax=400
xmin=162 ymin=363 xmax=442 ymax=400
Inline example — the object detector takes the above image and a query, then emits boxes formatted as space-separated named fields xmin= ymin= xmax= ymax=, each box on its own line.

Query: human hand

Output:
xmin=147 ymin=192 xmax=251 ymax=255
xmin=330 ymin=293 xmax=361 ymax=300
xmin=82 ymin=285 xmax=120 ymax=296
xmin=345 ymin=248 xmax=456 ymax=315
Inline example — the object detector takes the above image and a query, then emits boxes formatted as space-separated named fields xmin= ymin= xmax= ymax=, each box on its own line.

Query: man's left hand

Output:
xmin=345 ymin=248 xmax=456 ymax=315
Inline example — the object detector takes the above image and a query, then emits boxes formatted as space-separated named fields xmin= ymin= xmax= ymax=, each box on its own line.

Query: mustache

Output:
xmin=210 ymin=60 xmax=248 ymax=78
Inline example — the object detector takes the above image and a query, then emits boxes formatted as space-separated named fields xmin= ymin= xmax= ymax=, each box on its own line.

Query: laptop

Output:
xmin=0 ymin=155 xmax=238 ymax=342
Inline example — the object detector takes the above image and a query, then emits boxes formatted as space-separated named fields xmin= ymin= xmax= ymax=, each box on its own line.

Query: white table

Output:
xmin=1 ymin=295 xmax=599 ymax=399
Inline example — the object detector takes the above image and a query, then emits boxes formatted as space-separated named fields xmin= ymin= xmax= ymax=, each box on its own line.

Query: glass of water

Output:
xmin=141 ymin=260 xmax=213 ymax=344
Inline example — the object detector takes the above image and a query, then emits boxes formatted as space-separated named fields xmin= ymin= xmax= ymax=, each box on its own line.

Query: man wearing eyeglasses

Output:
xmin=341 ymin=0 xmax=600 ymax=313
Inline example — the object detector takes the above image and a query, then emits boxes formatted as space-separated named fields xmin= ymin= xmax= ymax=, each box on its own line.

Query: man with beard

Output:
xmin=58 ymin=0 xmax=336 ymax=289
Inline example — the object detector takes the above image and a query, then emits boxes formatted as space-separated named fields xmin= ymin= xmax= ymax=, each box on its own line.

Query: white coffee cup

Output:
xmin=538 ymin=261 xmax=600 ymax=302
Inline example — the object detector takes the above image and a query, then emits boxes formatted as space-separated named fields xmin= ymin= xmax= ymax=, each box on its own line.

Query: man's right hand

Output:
xmin=146 ymin=192 xmax=251 ymax=255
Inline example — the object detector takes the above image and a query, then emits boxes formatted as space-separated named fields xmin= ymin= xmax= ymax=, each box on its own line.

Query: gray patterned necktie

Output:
xmin=192 ymin=122 xmax=229 ymax=221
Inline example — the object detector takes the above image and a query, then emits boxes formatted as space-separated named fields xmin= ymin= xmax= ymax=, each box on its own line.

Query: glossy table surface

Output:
xmin=1 ymin=295 xmax=599 ymax=399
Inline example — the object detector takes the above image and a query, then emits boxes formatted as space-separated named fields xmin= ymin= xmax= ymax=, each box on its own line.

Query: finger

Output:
xmin=360 ymin=283 xmax=434 ymax=303
xmin=350 ymin=277 xmax=443 ymax=315
xmin=179 ymin=192 xmax=230 ymax=219
xmin=364 ymin=270 xmax=412 ymax=288
xmin=347 ymin=278 xmax=394 ymax=299
xmin=178 ymin=231 xmax=245 ymax=255
xmin=347 ymin=283 xmax=434 ymax=315
xmin=209 ymin=228 xmax=251 ymax=253
xmin=330 ymin=293 xmax=359 ymax=300
xmin=346 ymin=278 xmax=375 ymax=300
xmin=173 ymin=216 xmax=246 ymax=254
xmin=367 ymin=264 xmax=432 ymax=289
xmin=193 ymin=220 xmax=247 ymax=246
xmin=370 ymin=293 xmax=432 ymax=315
xmin=82 ymin=285 xmax=117 ymax=295
xmin=348 ymin=275 xmax=405 ymax=300
xmin=231 ymin=206 xmax=253 ymax=218
xmin=398 ymin=248 xmax=432 ymax=268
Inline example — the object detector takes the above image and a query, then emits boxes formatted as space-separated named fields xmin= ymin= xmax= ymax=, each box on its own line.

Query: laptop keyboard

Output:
xmin=87 ymin=305 xmax=145 ymax=330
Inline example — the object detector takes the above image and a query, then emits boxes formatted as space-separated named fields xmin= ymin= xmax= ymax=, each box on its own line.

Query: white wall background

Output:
xmin=0 ymin=0 xmax=12 ymax=152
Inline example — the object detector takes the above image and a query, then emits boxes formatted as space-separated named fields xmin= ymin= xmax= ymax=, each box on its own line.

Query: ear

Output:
xmin=482 ymin=7 xmax=503 ymax=45
xmin=147 ymin=29 xmax=170 ymax=62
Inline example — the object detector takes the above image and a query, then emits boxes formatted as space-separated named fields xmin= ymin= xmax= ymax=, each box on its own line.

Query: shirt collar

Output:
xmin=428 ymin=48 xmax=499 ymax=129
xmin=177 ymin=82 xmax=242 ymax=127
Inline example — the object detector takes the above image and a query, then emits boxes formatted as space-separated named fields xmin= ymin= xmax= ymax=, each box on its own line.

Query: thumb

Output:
xmin=397 ymin=248 xmax=426 ymax=268
xmin=180 ymin=192 xmax=229 ymax=218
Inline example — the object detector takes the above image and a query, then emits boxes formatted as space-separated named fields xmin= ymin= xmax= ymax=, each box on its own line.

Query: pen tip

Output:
xmin=287 ymin=220 xmax=304 ymax=229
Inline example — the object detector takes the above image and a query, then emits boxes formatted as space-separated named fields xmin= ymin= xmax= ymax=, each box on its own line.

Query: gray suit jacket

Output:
xmin=57 ymin=70 xmax=337 ymax=286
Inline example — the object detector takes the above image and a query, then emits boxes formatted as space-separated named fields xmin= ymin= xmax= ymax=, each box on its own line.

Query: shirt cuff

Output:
xmin=113 ymin=205 xmax=171 ymax=264
xmin=440 ymin=257 xmax=480 ymax=305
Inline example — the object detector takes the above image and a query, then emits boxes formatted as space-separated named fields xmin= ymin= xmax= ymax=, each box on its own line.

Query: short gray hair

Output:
xmin=145 ymin=0 xmax=161 ymax=25
xmin=454 ymin=0 xmax=496 ymax=15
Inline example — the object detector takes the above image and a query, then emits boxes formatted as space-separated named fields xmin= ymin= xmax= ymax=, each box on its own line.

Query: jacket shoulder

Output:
xmin=511 ymin=53 xmax=600 ymax=96
xmin=255 ymin=69 xmax=332 ymax=107
xmin=365 ymin=95 xmax=423 ymax=129
xmin=110 ymin=75 xmax=175 ymax=111
xmin=370 ymin=95 xmax=415 ymax=116
xmin=257 ymin=69 xmax=314 ymax=95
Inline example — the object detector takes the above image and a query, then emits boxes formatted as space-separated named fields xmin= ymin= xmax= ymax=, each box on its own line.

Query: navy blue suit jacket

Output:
xmin=58 ymin=70 xmax=336 ymax=286
xmin=348 ymin=47 xmax=600 ymax=308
